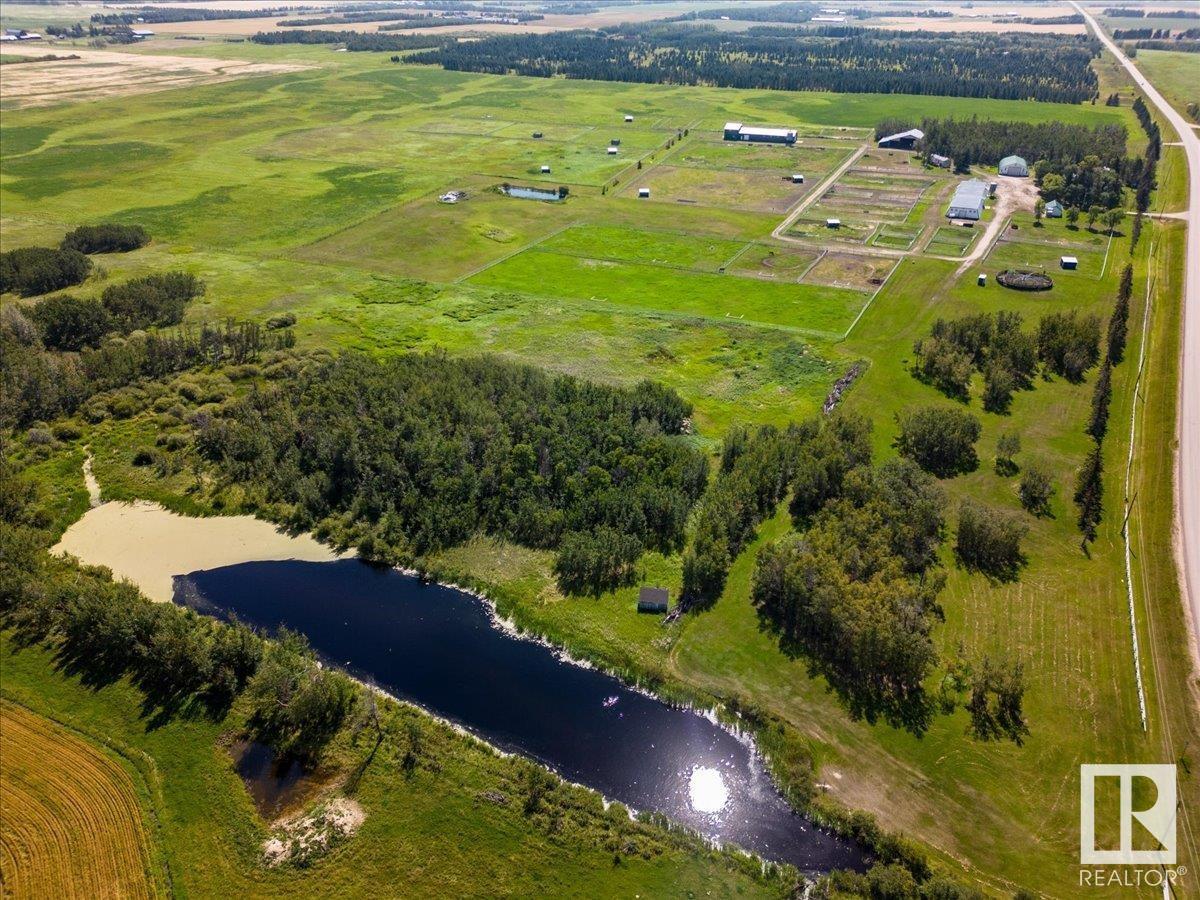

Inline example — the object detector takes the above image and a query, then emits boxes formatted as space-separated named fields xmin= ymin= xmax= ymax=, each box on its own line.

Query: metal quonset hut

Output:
xmin=947 ymin=179 xmax=989 ymax=220
xmin=999 ymin=155 xmax=1029 ymax=177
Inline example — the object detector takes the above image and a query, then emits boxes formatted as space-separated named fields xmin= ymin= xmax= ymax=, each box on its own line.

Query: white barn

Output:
xmin=999 ymin=155 xmax=1029 ymax=177
xmin=947 ymin=179 xmax=989 ymax=220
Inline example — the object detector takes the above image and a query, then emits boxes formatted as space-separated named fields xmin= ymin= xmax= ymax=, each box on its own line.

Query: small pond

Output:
xmin=502 ymin=185 xmax=563 ymax=201
xmin=176 ymin=559 xmax=866 ymax=874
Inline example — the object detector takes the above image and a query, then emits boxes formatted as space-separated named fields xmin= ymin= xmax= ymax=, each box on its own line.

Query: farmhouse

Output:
xmin=929 ymin=153 xmax=951 ymax=168
xmin=723 ymin=122 xmax=798 ymax=145
xmin=999 ymin=155 xmax=1029 ymax=177
xmin=877 ymin=128 xmax=924 ymax=149
xmin=1045 ymin=199 xmax=1064 ymax=218
xmin=637 ymin=586 xmax=669 ymax=613
xmin=1060 ymin=256 xmax=1078 ymax=270
xmin=947 ymin=179 xmax=989 ymax=220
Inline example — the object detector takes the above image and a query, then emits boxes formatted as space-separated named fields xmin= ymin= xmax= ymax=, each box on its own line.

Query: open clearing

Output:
xmin=0 ymin=44 xmax=306 ymax=109
xmin=0 ymin=701 xmax=161 ymax=899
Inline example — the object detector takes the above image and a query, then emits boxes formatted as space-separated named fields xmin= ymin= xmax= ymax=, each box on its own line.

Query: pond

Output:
xmin=502 ymin=185 xmax=563 ymax=201
xmin=175 ymin=559 xmax=866 ymax=874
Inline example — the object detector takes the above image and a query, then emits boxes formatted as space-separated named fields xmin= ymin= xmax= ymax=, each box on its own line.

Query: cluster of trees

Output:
xmin=955 ymin=500 xmax=1028 ymax=580
xmin=411 ymin=26 xmax=1101 ymax=102
xmin=752 ymin=446 xmax=948 ymax=728
xmin=911 ymin=311 xmax=1036 ymax=412
xmin=1037 ymin=310 xmax=1102 ymax=382
xmin=1 ymin=305 xmax=292 ymax=430
xmin=879 ymin=117 xmax=1128 ymax=170
xmin=61 ymin=223 xmax=149 ymax=254
xmin=1 ymin=247 xmax=92 ymax=298
xmin=1075 ymin=264 xmax=1134 ymax=544
xmin=250 ymin=30 xmax=448 ymax=50
xmin=1034 ymin=155 xmax=1126 ymax=214
xmin=681 ymin=419 xmax=868 ymax=607
xmin=895 ymin=405 xmax=981 ymax=477
xmin=1105 ymin=6 xmax=1198 ymax=16
xmin=194 ymin=353 xmax=707 ymax=588
xmin=2 ymin=223 xmax=151 ymax=298
xmin=26 ymin=271 xmax=203 ymax=353
xmin=2 ymin=464 xmax=355 ymax=760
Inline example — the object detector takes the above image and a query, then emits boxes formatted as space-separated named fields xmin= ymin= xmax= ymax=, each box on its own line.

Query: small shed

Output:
xmin=607 ymin=146 xmax=619 ymax=155
xmin=826 ymin=218 xmax=841 ymax=229
xmin=624 ymin=115 xmax=634 ymax=122
xmin=999 ymin=155 xmax=1029 ymax=177
xmin=638 ymin=187 xmax=650 ymax=198
xmin=929 ymin=153 xmax=951 ymax=169
xmin=540 ymin=165 xmax=551 ymax=174
xmin=611 ymin=138 xmax=621 ymax=146
xmin=1060 ymin=256 xmax=1078 ymax=270
xmin=977 ymin=273 xmax=987 ymax=286
xmin=532 ymin=131 xmax=543 ymax=139
xmin=791 ymin=173 xmax=805 ymax=184
xmin=1045 ymin=199 xmax=1064 ymax=218
xmin=638 ymin=586 xmax=669 ymax=613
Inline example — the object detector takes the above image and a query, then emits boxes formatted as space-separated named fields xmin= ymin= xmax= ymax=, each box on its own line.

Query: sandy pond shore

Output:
xmin=53 ymin=498 xmax=353 ymax=603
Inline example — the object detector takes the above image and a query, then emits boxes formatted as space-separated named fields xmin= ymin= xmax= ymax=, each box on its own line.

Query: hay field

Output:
xmin=0 ymin=701 xmax=162 ymax=900
xmin=0 ymin=45 xmax=306 ymax=109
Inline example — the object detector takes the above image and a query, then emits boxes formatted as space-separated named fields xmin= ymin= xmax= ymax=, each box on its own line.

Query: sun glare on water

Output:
xmin=688 ymin=766 xmax=729 ymax=814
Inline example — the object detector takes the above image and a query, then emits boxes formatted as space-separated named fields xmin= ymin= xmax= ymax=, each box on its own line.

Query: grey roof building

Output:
xmin=947 ymin=179 xmax=989 ymax=220
xmin=999 ymin=155 xmax=1029 ymax=177
xmin=637 ymin=586 xmax=669 ymax=613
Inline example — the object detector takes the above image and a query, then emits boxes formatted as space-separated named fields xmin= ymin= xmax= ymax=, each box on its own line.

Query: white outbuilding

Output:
xmin=999 ymin=155 xmax=1029 ymax=177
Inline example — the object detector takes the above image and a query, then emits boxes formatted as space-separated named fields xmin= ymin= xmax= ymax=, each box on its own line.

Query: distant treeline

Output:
xmin=1114 ymin=27 xmax=1200 ymax=39
xmin=250 ymin=30 xmax=449 ymax=50
xmin=92 ymin=6 xmax=298 ymax=24
xmin=1130 ymin=38 xmax=1200 ymax=51
xmin=195 ymin=353 xmax=707 ymax=589
xmin=670 ymin=3 xmax=870 ymax=24
xmin=1104 ymin=6 xmax=1199 ymax=17
xmin=997 ymin=14 xmax=1083 ymax=25
xmin=409 ymin=25 xmax=1101 ymax=103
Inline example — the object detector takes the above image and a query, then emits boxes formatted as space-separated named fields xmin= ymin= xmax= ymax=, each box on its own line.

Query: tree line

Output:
xmin=2 ymin=462 xmax=356 ymax=761
xmin=409 ymin=25 xmax=1101 ymax=103
xmin=93 ymin=6 xmax=297 ymax=23
xmin=250 ymin=30 xmax=449 ymax=50
xmin=878 ymin=116 xmax=1128 ymax=169
xmin=1074 ymin=263 xmax=1133 ymax=545
xmin=194 ymin=352 xmax=707 ymax=590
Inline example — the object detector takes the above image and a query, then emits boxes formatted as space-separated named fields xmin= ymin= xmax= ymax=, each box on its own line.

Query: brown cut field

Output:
xmin=0 ymin=701 xmax=162 ymax=900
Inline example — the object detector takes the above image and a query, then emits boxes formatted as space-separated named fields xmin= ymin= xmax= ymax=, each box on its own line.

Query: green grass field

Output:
xmin=3 ymin=36 xmax=1196 ymax=898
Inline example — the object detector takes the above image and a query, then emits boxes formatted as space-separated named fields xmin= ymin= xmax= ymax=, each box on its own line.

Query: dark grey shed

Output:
xmin=637 ymin=586 xmax=669 ymax=613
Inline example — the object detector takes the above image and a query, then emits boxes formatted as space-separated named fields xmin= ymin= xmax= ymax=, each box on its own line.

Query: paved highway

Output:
xmin=1074 ymin=3 xmax=1200 ymax=671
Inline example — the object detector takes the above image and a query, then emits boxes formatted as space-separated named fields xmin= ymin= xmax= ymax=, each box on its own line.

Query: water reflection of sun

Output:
xmin=688 ymin=765 xmax=729 ymax=814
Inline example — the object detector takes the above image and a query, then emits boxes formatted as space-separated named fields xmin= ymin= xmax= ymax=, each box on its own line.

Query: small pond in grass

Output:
xmin=501 ymin=185 xmax=563 ymax=201
xmin=230 ymin=738 xmax=318 ymax=819
xmin=175 ymin=558 xmax=866 ymax=874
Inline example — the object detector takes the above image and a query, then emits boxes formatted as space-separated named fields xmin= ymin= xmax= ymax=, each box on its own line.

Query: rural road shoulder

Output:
xmin=1074 ymin=2 xmax=1200 ymax=675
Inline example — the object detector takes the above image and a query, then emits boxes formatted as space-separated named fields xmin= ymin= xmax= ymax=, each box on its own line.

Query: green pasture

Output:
xmin=787 ymin=217 xmax=873 ymax=243
xmin=467 ymin=246 xmax=867 ymax=336
xmin=925 ymin=225 xmax=978 ymax=255
xmin=538 ymin=223 xmax=746 ymax=272
xmin=664 ymin=139 xmax=852 ymax=175
xmin=727 ymin=244 xmax=822 ymax=281
xmin=622 ymin=165 xmax=806 ymax=213
xmin=870 ymin=223 xmax=924 ymax=250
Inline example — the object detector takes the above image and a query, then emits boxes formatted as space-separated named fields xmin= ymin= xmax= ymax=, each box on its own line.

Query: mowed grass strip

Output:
xmin=0 ymin=701 xmax=161 ymax=900
xmin=468 ymin=246 xmax=866 ymax=335
xmin=539 ymin=224 xmax=746 ymax=272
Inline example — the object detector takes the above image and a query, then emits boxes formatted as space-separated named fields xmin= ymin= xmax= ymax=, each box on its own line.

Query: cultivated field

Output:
xmin=0 ymin=701 xmax=162 ymax=899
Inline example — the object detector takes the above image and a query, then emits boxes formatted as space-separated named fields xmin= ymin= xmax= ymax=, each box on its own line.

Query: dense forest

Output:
xmin=877 ymin=117 xmax=1128 ymax=169
xmin=250 ymin=30 xmax=448 ymax=50
xmin=194 ymin=353 xmax=707 ymax=587
xmin=91 ymin=5 xmax=297 ymax=23
xmin=409 ymin=25 xmax=1101 ymax=102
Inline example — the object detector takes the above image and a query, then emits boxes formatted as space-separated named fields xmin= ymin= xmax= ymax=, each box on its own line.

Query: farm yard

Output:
xmin=1 ymin=21 xmax=1196 ymax=900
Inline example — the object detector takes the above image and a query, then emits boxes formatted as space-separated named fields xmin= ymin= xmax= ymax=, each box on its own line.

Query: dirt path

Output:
xmin=771 ymin=141 xmax=869 ymax=240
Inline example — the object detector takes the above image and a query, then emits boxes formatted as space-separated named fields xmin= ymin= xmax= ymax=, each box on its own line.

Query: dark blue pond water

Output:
xmin=174 ymin=559 xmax=866 ymax=873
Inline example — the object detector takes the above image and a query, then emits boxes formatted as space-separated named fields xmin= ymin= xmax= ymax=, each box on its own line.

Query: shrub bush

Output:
xmin=60 ymin=223 xmax=149 ymax=255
